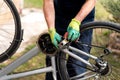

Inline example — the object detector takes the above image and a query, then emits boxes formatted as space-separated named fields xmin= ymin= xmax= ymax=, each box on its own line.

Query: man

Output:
xmin=43 ymin=0 xmax=96 ymax=79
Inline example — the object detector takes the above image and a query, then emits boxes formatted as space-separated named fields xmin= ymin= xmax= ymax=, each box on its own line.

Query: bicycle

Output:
xmin=0 ymin=0 xmax=120 ymax=80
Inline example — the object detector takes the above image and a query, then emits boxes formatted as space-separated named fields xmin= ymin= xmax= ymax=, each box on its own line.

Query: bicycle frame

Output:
xmin=62 ymin=46 xmax=99 ymax=80
xmin=0 ymin=45 xmax=100 ymax=80
xmin=0 ymin=46 xmax=57 ymax=80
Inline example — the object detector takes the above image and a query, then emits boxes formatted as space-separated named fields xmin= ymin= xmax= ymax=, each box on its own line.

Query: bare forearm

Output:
xmin=75 ymin=0 xmax=96 ymax=22
xmin=43 ymin=0 xmax=55 ymax=29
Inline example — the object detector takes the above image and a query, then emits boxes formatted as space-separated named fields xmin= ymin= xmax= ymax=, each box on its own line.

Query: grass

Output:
xmin=24 ymin=0 xmax=43 ymax=8
xmin=12 ymin=44 xmax=46 ymax=80
xmin=95 ymin=0 xmax=111 ymax=20
xmin=11 ymin=38 xmax=46 ymax=80
xmin=13 ymin=52 xmax=46 ymax=80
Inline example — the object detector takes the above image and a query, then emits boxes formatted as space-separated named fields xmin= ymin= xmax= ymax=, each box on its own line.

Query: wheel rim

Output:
xmin=0 ymin=0 xmax=22 ymax=62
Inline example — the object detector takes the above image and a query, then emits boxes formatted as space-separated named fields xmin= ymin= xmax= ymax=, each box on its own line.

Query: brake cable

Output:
xmin=76 ymin=41 xmax=112 ymax=56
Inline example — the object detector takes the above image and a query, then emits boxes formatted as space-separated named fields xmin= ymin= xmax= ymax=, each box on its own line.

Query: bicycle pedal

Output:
xmin=37 ymin=32 xmax=57 ymax=56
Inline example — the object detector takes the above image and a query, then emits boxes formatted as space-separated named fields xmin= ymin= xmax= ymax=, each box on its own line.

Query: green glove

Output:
xmin=67 ymin=19 xmax=81 ymax=41
xmin=48 ymin=27 xmax=61 ymax=48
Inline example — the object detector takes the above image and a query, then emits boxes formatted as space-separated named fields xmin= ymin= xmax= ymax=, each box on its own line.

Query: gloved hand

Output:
xmin=48 ymin=27 xmax=61 ymax=48
xmin=67 ymin=19 xmax=81 ymax=41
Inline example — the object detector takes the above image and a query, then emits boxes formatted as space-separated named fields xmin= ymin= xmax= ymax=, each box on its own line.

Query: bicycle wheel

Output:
xmin=0 ymin=0 xmax=22 ymax=63
xmin=57 ymin=21 xmax=120 ymax=80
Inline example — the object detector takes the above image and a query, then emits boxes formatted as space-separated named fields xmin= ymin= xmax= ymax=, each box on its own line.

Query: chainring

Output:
xmin=37 ymin=32 xmax=57 ymax=56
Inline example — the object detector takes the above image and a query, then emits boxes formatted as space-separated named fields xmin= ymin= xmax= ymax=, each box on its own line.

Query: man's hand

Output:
xmin=67 ymin=19 xmax=81 ymax=41
xmin=48 ymin=27 xmax=61 ymax=48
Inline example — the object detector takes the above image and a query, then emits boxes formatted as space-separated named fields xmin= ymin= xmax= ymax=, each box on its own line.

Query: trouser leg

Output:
xmin=67 ymin=28 xmax=93 ymax=76
xmin=45 ymin=56 xmax=61 ymax=80
xmin=45 ymin=56 xmax=54 ymax=80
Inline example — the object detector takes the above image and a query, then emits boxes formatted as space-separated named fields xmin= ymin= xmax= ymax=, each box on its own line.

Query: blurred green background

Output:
xmin=24 ymin=0 xmax=43 ymax=8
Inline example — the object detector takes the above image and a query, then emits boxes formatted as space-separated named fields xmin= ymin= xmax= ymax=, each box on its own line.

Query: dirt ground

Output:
xmin=16 ymin=8 xmax=48 ymax=53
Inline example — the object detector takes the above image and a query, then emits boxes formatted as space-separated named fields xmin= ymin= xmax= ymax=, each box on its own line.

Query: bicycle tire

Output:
xmin=0 ymin=0 xmax=22 ymax=63
xmin=57 ymin=21 xmax=120 ymax=80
